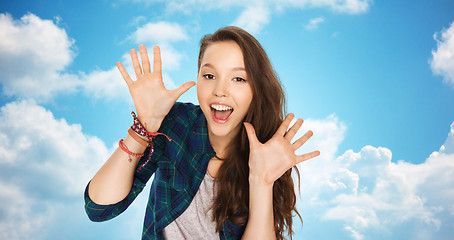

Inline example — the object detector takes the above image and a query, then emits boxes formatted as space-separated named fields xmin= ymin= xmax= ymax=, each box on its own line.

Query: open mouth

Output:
xmin=210 ymin=103 xmax=234 ymax=123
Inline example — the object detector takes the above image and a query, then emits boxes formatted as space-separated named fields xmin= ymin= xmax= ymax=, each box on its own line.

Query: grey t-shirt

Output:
xmin=162 ymin=173 xmax=219 ymax=239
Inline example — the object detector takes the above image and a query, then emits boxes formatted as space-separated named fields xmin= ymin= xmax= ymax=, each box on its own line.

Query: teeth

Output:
xmin=210 ymin=104 xmax=233 ymax=111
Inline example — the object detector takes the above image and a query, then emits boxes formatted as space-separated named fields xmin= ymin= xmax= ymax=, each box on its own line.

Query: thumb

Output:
xmin=171 ymin=81 xmax=196 ymax=99
xmin=243 ymin=122 xmax=259 ymax=148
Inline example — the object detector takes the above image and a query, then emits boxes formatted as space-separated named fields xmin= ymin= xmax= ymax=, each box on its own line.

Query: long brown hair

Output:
xmin=198 ymin=26 xmax=301 ymax=239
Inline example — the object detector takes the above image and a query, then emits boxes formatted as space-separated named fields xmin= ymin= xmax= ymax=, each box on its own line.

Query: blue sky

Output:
xmin=1 ymin=0 xmax=454 ymax=239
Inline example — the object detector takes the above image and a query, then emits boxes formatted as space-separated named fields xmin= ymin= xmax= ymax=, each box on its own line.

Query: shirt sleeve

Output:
xmin=83 ymin=102 xmax=192 ymax=222
xmin=84 ymin=177 xmax=145 ymax=222
xmin=84 ymin=142 xmax=160 ymax=221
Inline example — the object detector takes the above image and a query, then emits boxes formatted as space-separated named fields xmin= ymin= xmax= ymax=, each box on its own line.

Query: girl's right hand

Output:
xmin=117 ymin=44 xmax=196 ymax=132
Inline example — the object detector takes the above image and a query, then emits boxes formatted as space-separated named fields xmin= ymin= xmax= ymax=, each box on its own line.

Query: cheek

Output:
xmin=236 ymin=87 xmax=254 ymax=112
xmin=244 ymin=86 xmax=254 ymax=109
xmin=196 ymin=80 xmax=207 ymax=101
xmin=197 ymin=80 xmax=213 ymax=118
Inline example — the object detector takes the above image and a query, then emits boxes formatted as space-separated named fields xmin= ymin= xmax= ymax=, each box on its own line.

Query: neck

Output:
xmin=208 ymin=131 xmax=233 ymax=159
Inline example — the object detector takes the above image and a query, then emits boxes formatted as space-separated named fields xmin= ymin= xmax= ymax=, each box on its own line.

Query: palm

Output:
xmin=117 ymin=45 xmax=195 ymax=131
xmin=244 ymin=114 xmax=320 ymax=185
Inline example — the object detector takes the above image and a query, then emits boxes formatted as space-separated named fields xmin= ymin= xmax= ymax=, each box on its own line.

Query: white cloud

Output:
xmin=0 ymin=100 xmax=109 ymax=195
xmin=305 ymin=17 xmax=325 ymax=30
xmin=431 ymin=21 xmax=454 ymax=88
xmin=0 ymin=6 xmax=369 ymax=102
xmin=122 ymin=0 xmax=371 ymax=35
xmin=323 ymin=146 xmax=441 ymax=231
xmin=0 ymin=100 xmax=159 ymax=239
xmin=127 ymin=15 xmax=147 ymax=27
xmin=79 ymin=20 xmax=187 ymax=101
xmin=272 ymin=0 xmax=371 ymax=14
xmin=80 ymin=65 xmax=130 ymax=101
xmin=0 ymin=100 xmax=111 ymax=239
xmin=128 ymin=0 xmax=244 ymax=14
xmin=127 ymin=21 xmax=188 ymax=70
xmin=159 ymin=43 xmax=187 ymax=71
xmin=0 ymin=13 xmax=80 ymax=101
xmin=129 ymin=21 xmax=188 ymax=44
xmin=295 ymin=114 xmax=346 ymax=160
xmin=79 ymin=45 xmax=183 ymax=103
xmin=80 ymin=50 xmax=178 ymax=102
xmin=345 ymin=226 xmax=364 ymax=240
xmin=128 ymin=0 xmax=371 ymax=15
xmin=0 ymin=180 xmax=47 ymax=240
xmin=295 ymin=118 xmax=454 ymax=239
xmin=0 ymin=13 xmax=182 ymax=102
xmin=327 ymin=0 xmax=371 ymax=14
xmin=231 ymin=4 xmax=271 ymax=34
xmin=293 ymin=114 xmax=349 ymax=202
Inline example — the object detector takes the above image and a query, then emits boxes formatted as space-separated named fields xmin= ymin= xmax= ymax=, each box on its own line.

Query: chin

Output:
xmin=208 ymin=120 xmax=244 ymax=140
xmin=208 ymin=123 xmax=234 ymax=137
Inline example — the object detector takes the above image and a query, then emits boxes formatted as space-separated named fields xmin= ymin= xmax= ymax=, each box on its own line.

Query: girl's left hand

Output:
xmin=244 ymin=113 xmax=320 ymax=185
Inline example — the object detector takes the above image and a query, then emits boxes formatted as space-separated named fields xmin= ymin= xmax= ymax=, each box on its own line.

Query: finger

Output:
xmin=153 ymin=45 xmax=162 ymax=74
xmin=284 ymin=118 xmax=303 ymax=141
xmin=276 ymin=113 xmax=295 ymax=137
xmin=243 ymin=122 xmax=260 ymax=148
xmin=296 ymin=150 xmax=320 ymax=164
xmin=116 ymin=62 xmax=133 ymax=86
xmin=139 ymin=44 xmax=151 ymax=74
xmin=130 ymin=48 xmax=142 ymax=78
xmin=292 ymin=130 xmax=313 ymax=150
xmin=171 ymin=81 xmax=196 ymax=99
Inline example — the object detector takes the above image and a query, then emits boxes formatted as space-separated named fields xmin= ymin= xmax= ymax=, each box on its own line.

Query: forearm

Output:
xmin=88 ymin=132 xmax=147 ymax=205
xmin=242 ymin=175 xmax=276 ymax=240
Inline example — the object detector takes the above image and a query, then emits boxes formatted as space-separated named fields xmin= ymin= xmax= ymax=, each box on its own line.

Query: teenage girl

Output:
xmin=85 ymin=26 xmax=320 ymax=240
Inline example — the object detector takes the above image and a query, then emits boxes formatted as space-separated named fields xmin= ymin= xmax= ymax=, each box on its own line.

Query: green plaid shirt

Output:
xmin=85 ymin=102 xmax=245 ymax=239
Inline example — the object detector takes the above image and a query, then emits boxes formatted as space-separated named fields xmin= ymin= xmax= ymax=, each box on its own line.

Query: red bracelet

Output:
xmin=130 ymin=111 xmax=172 ymax=172
xmin=128 ymin=127 xmax=149 ymax=147
xmin=119 ymin=139 xmax=145 ymax=162
xmin=130 ymin=111 xmax=172 ymax=142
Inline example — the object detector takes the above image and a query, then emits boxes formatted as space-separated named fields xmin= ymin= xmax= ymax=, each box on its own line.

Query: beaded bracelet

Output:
xmin=130 ymin=111 xmax=172 ymax=142
xmin=119 ymin=139 xmax=145 ymax=162
xmin=130 ymin=111 xmax=172 ymax=172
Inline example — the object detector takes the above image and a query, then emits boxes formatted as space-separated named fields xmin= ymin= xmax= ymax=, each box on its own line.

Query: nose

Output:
xmin=212 ymin=77 xmax=229 ymax=97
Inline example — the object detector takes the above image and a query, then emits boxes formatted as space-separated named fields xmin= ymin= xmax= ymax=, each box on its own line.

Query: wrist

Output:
xmin=249 ymin=174 xmax=274 ymax=188
xmin=122 ymin=134 xmax=147 ymax=154
xmin=140 ymin=119 xmax=162 ymax=133
xmin=136 ymin=113 xmax=163 ymax=133
xmin=130 ymin=110 xmax=172 ymax=143
xmin=132 ymin=112 xmax=162 ymax=133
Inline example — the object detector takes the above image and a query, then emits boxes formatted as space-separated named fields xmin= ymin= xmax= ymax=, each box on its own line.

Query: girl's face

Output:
xmin=197 ymin=41 xmax=253 ymax=142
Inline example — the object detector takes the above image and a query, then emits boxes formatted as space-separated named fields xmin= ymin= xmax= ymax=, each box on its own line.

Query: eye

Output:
xmin=233 ymin=77 xmax=247 ymax=82
xmin=202 ymin=74 xmax=215 ymax=80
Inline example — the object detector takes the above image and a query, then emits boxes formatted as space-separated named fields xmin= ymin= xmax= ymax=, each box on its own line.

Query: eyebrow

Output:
xmin=201 ymin=63 xmax=246 ymax=72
